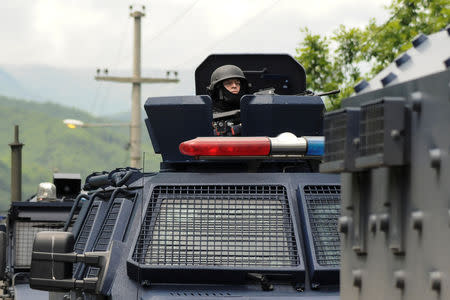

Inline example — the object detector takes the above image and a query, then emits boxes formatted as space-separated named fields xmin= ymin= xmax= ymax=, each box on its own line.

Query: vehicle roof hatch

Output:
xmin=195 ymin=54 xmax=306 ymax=96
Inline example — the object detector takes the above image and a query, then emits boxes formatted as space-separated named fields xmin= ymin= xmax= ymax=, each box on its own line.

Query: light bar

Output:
xmin=179 ymin=132 xmax=324 ymax=157
xmin=304 ymin=136 xmax=325 ymax=156
xmin=179 ymin=137 xmax=270 ymax=156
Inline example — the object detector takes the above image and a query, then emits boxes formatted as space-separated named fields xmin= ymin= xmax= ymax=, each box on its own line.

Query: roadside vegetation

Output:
xmin=295 ymin=0 xmax=449 ymax=109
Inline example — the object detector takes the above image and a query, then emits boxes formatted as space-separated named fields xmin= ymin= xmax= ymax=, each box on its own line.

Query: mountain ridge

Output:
xmin=0 ymin=94 xmax=161 ymax=211
xmin=0 ymin=65 xmax=194 ymax=116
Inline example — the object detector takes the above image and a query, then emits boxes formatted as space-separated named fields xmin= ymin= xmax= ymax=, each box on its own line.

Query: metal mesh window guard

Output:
xmin=86 ymin=201 xmax=122 ymax=278
xmin=304 ymin=185 xmax=340 ymax=267
xmin=74 ymin=202 xmax=100 ymax=253
xmin=360 ymin=103 xmax=384 ymax=156
xmin=93 ymin=201 xmax=121 ymax=251
xmin=324 ymin=112 xmax=347 ymax=162
xmin=132 ymin=185 xmax=299 ymax=268
xmin=14 ymin=221 xmax=65 ymax=267
xmin=73 ymin=201 xmax=100 ymax=275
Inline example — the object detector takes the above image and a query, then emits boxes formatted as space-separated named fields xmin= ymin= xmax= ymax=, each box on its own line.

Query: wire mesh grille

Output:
xmin=304 ymin=185 xmax=340 ymax=267
xmin=132 ymin=185 xmax=299 ymax=268
xmin=73 ymin=201 xmax=99 ymax=275
xmin=323 ymin=112 xmax=347 ymax=162
xmin=86 ymin=201 xmax=122 ymax=278
xmin=14 ymin=221 xmax=65 ymax=267
xmin=360 ymin=103 xmax=384 ymax=156
xmin=74 ymin=202 xmax=99 ymax=253
xmin=93 ymin=201 xmax=121 ymax=251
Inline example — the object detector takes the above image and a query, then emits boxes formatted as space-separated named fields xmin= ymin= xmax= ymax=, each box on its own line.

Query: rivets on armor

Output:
xmin=381 ymin=72 xmax=397 ymax=87
xmin=411 ymin=211 xmax=424 ymax=231
xmin=295 ymin=283 xmax=305 ymax=292
xmin=394 ymin=270 xmax=406 ymax=289
xmin=379 ymin=213 xmax=389 ymax=232
xmin=352 ymin=269 xmax=363 ymax=288
xmin=429 ymin=148 xmax=441 ymax=169
xmin=369 ymin=214 xmax=377 ymax=233
xmin=338 ymin=216 xmax=350 ymax=234
xmin=429 ymin=271 xmax=442 ymax=292
xmin=141 ymin=280 xmax=151 ymax=287
xmin=412 ymin=33 xmax=428 ymax=48
xmin=390 ymin=129 xmax=401 ymax=140
xmin=445 ymin=57 xmax=450 ymax=69
xmin=411 ymin=91 xmax=422 ymax=112
xmin=354 ymin=80 xmax=369 ymax=93
xmin=395 ymin=53 xmax=411 ymax=67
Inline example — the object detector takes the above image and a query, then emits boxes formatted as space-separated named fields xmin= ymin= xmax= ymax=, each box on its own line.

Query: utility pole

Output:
xmin=95 ymin=5 xmax=179 ymax=168
xmin=9 ymin=125 xmax=24 ymax=202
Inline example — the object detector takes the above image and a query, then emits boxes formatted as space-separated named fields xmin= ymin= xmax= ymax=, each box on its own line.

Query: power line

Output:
xmin=112 ymin=15 xmax=133 ymax=69
xmin=96 ymin=14 xmax=131 ymax=115
xmin=91 ymin=13 xmax=130 ymax=115
xmin=115 ymin=1 xmax=200 ymax=105
xmin=173 ymin=0 xmax=282 ymax=69
xmin=118 ymin=0 xmax=201 ymax=66
xmin=147 ymin=0 xmax=201 ymax=44
xmin=95 ymin=8 xmax=179 ymax=168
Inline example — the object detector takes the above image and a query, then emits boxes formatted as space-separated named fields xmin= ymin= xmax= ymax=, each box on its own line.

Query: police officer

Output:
xmin=207 ymin=65 xmax=249 ymax=113
xmin=207 ymin=65 xmax=249 ymax=135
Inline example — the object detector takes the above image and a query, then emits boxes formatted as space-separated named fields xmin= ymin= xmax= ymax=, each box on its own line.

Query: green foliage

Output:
xmin=295 ymin=0 xmax=450 ymax=109
xmin=295 ymin=28 xmax=343 ymax=110
xmin=365 ymin=0 xmax=450 ymax=74
xmin=296 ymin=28 xmax=337 ymax=92
xmin=0 ymin=95 xmax=161 ymax=211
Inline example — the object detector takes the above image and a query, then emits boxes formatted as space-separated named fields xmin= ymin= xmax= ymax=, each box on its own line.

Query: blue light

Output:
xmin=305 ymin=136 xmax=324 ymax=156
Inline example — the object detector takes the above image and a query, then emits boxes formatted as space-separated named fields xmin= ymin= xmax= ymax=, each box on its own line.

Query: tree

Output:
xmin=295 ymin=0 xmax=450 ymax=109
xmin=295 ymin=28 xmax=344 ymax=110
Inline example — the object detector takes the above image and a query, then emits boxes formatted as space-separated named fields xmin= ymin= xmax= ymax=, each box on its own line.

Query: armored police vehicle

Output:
xmin=0 ymin=170 xmax=83 ymax=300
xmin=321 ymin=29 xmax=450 ymax=300
xmin=26 ymin=54 xmax=342 ymax=300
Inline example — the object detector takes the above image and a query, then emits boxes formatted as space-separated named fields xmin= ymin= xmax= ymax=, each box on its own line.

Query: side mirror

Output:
xmin=30 ymin=231 xmax=108 ymax=293
xmin=30 ymin=231 xmax=74 ymax=291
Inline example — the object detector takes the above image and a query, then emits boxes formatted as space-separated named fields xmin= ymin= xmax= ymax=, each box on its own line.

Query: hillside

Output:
xmin=0 ymin=68 xmax=30 ymax=99
xmin=0 ymin=65 xmax=194 ymax=116
xmin=0 ymin=95 xmax=161 ymax=211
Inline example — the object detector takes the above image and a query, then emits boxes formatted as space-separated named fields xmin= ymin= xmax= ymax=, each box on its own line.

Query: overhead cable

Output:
xmin=173 ymin=0 xmax=281 ymax=69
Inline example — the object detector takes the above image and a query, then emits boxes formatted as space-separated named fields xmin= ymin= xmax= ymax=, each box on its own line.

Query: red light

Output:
xmin=179 ymin=137 xmax=271 ymax=156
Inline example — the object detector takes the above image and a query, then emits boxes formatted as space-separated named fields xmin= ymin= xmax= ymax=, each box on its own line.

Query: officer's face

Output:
xmin=223 ymin=78 xmax=241 ymax=94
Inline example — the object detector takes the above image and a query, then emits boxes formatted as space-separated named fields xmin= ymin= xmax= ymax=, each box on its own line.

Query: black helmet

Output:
xmin=208 ymin=65 xmax=247 ymax=92
xmin=208 ymin=65 xmax=249 ymax=112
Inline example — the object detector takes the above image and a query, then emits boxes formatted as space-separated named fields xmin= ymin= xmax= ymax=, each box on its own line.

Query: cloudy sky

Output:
xmin=1 ymin=0 xmax=392 ymax=71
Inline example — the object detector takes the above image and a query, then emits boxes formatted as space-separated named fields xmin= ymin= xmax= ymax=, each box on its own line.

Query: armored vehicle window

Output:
xmin=133 ymin=185 xmax=298 ymax=267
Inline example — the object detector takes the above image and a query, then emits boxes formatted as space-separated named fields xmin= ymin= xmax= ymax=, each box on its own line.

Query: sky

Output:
xmin=0 ymin=0 xmax=392 ymax=71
